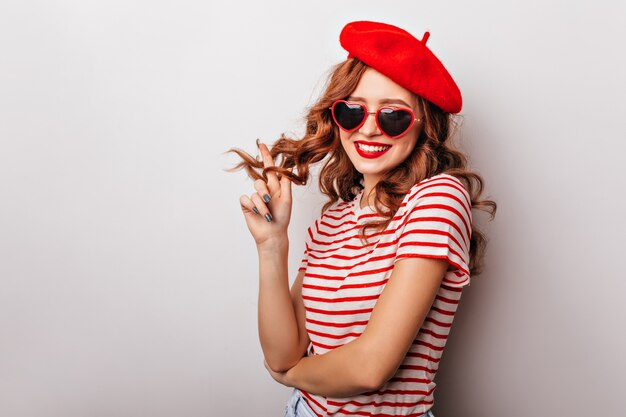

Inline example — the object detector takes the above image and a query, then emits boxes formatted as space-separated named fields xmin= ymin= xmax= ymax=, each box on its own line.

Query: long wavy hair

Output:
xmin=226 ymin=57 xmax=497 ymax=276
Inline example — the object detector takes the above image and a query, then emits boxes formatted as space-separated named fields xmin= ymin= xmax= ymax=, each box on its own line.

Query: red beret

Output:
xmin=339 ymin=20 xmax=462 ymax=114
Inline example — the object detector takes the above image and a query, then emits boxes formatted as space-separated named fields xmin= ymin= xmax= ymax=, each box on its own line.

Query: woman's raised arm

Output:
xmin=257 ymin=264 xmax=310 ymax=372
xmin=238 ymin=142 xmax=305 ymax=372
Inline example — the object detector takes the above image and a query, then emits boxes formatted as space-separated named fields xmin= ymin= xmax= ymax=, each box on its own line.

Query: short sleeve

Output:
xmin=298 ymin=247 xmax=308 ymax=272
xmin=298 ymin=225 xmax=313 ymax=272
xmin=394 ymin=176 xmax=473 ymax=288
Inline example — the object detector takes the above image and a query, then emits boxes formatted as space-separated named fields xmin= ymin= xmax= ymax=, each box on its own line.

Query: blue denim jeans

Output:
xmin=284 ymin=388 xmax=317 ymax=417
xmin=283 ymin=388 xmax=436 ymax=417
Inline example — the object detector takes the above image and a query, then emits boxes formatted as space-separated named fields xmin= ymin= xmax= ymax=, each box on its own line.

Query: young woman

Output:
xmin=228 ymin=20 xmax=496 ymax=417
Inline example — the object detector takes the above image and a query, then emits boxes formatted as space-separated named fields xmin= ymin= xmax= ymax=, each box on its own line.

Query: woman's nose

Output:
xmin=359 ymin=112 xmax=381 ymax=136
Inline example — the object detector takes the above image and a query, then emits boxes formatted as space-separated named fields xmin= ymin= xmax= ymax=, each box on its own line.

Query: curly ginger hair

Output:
xmin=226 ymin=58 xmax=497 ymax=276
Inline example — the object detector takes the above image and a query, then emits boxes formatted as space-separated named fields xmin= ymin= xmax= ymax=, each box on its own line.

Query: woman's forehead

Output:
xmin=350 ymin=68 xmax=416 ymax=107
xmin=347 ymin=94 xmax=414 ymax=109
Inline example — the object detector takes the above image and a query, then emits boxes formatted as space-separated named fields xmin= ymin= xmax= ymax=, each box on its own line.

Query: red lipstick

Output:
xmin=353 ymin=141 xmax=392 ymax=159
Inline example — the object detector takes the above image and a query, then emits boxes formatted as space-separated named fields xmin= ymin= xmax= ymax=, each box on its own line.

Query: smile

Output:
xmin=354 ymin=141 xmax=392 ymax=159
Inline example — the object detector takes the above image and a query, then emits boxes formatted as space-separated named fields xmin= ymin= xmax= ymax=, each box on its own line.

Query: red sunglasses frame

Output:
xmin=328 ymin=99 xmax=421 ymax=139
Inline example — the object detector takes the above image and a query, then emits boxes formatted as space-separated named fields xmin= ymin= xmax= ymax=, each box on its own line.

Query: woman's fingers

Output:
xmin=250 ymin=192 xmax=273 ymax=222
xmin=253 ymin=179 xmax=272 ymax=204
xmin=239 ymin=195 xmax=260 ymax=216
xmin=258 ymin=142 xmax=280 ymax=195
xmin=280 ymin=168 xmax=293 ymax=203
xmin=240 ymin=193 xmax=273 ymax=222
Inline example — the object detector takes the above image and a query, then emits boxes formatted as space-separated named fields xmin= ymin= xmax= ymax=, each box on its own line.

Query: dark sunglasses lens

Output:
xmin=334 ymin=102 xmax=365 ymax=130
xmin=378 ymin=108 xmax=413 ymax=137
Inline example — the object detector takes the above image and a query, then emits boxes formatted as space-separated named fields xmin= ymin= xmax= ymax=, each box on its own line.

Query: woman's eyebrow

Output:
xmin=347 ymin=96 xmax=413 ymax=108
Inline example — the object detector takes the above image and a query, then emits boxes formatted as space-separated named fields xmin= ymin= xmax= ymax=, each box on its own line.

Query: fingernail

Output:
xmin=256 ymin=138 xmax=261 ymax=148
xmin=265 ymin=213 xmax=273 ymax=222
xmin=263 ymin=194 xmax=271 ymax=203
xmin=252 ymin=207 xmax=260 ymax=215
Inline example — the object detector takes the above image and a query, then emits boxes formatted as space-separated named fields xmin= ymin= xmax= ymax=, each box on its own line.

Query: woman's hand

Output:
xmin=239 ymin=141 xmax=293 ymax=248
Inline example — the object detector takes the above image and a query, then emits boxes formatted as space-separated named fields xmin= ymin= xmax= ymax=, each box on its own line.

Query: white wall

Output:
xmin=1 ymin=1 xmax=624 ymax=416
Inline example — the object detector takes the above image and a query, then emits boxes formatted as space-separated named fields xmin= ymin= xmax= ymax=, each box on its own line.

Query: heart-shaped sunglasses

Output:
xmin=328 ymin=99 xmax=420 ymax=139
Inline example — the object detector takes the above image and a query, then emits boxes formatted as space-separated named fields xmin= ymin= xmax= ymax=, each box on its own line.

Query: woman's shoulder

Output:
xmin=403 ymin=173 xmax=469 ymax=205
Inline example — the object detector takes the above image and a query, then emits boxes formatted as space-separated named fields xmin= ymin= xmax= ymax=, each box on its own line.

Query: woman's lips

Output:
xmin=354 ymin=141 xmax=392 ymax=159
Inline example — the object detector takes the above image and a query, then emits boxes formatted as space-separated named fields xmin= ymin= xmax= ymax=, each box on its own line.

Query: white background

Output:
xmin=1 ymin=1 xmax=625 ymax=416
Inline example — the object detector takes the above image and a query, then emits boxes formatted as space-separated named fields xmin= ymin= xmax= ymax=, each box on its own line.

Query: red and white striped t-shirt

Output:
xmin=297 ymin=173 xmax=473 ymax=417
